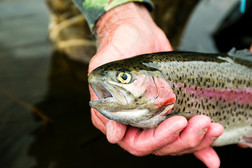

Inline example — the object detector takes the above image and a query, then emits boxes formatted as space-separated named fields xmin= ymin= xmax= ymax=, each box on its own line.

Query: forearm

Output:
xmin=73 ymin=0 xmax=154 ymax=31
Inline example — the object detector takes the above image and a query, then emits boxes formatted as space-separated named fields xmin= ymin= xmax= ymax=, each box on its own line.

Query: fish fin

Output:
xmin=228 ymin=47 xmax=252 ymax=62
xmin=239 ymin=135 xmax=252 ymax=148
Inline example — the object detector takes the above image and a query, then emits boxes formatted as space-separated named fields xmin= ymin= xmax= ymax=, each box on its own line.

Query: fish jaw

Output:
xmin=90 ymin=102 xmax=175 ymax=128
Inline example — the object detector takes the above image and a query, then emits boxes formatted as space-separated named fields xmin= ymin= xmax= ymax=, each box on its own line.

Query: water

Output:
xmin=0 ymin=0 xmax=251 ymax=168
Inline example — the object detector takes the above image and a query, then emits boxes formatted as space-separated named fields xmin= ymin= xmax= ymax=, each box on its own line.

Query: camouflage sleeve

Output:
xmin=73 ymin=0 xmax=154 ymax=32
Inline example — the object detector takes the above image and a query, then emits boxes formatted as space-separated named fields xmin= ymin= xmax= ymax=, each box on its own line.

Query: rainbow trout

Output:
xmin=88 ymin=49 xmax=252 ymax=146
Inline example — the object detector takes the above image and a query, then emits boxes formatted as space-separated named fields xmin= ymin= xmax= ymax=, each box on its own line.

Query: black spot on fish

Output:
xmin=180 ymin=99 xmax=183 ymax=105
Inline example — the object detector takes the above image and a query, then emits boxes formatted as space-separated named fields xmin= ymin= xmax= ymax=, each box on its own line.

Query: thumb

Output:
xmin=106 ymin=120 xmax=127 ymax=144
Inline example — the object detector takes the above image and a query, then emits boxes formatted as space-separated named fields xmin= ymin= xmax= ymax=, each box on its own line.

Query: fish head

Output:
xmin=88 ymin=61 xmax=176 ymax=128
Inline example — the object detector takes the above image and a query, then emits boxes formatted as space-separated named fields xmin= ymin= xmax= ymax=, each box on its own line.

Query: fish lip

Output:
xmin=89 ymin=81 xmax=128 ymax=106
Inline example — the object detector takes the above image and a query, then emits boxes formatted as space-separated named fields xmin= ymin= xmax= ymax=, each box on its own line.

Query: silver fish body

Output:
xmin=88 ymin=49 xmax=252 ymax=146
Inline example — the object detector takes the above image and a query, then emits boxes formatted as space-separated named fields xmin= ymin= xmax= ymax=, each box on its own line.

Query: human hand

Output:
xmin=88 ymin=2 xmax=224 ymax=168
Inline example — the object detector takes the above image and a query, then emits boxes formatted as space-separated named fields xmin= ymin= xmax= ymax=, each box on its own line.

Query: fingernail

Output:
xmin=198 ymin=128 xmax=208 ymax=136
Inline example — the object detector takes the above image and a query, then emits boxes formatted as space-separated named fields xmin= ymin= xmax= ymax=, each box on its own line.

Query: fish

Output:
xmin=88 ymin=48 xmax=252 ymax=147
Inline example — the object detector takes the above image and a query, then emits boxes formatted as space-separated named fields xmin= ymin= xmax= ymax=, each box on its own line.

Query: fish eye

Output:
xmin=116 ymin=71 xmax=132 ymax=84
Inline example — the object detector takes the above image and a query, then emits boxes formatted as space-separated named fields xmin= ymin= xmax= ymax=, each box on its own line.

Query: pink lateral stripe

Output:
xmin=183 ymin=85 xmax=252 ymax=104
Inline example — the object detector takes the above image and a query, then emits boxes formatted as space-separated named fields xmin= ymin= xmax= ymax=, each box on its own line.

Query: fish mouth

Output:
xmin=89 ymin=81 xmax=131 ymax=107
xmin=91 ymin=82 xmax=113 ymax=101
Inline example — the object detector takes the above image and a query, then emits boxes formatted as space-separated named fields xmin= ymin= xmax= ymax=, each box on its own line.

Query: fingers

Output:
xmin=192 ymin=123 xmax=224 ymax=151
xmin=106 ymin=120 xmax=127 ymax=144
xmin=91 ymin=109 xmax=106 ymax=134
xmin=176 ymin=122 xmax=224 ymax=155
xmin=194 ymin=147 xmax=220 ymax=168
xmin=118 ymin=116 xmax=187 ymax=156
xmin=153 ymin=115 xmax=211 ymax=155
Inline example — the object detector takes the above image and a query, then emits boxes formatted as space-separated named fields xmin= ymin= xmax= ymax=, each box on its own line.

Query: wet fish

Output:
xmin=88 ymin=49 xmax=252 ymax=146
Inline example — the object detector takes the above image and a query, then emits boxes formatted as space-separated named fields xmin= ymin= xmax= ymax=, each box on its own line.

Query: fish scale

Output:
xmin=88 ymin=49 xmax=252 ymax=146
xmin=155 ymin=52 xmax=252 ymax=146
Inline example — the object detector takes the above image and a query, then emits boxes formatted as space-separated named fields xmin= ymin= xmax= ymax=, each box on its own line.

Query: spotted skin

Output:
xmin=89 ymin=51 xmax=252 ymax=146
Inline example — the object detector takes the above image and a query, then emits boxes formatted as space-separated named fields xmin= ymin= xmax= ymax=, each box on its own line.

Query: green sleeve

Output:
xmin=73 ymin=0 xmax=154 ymax=32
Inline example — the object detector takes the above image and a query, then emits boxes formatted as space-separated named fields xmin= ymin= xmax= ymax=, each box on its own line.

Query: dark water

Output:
xmin=0 ymin=0 xmax=251 ymax=168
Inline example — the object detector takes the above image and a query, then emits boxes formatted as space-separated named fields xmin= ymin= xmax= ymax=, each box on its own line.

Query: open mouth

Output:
xmin=91 ymin=83 xmax=113 ymax=100
xmin=90 ymin=82 xmax=129 ymax=106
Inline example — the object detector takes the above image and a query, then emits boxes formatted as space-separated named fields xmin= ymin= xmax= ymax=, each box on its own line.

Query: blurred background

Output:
xmin=0 ymin=0 xmax=251 ymax=168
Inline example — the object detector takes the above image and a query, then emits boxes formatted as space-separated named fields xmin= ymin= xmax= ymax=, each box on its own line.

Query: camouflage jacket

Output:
xmin=73 ymin=0 xmax=154 ymax=32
